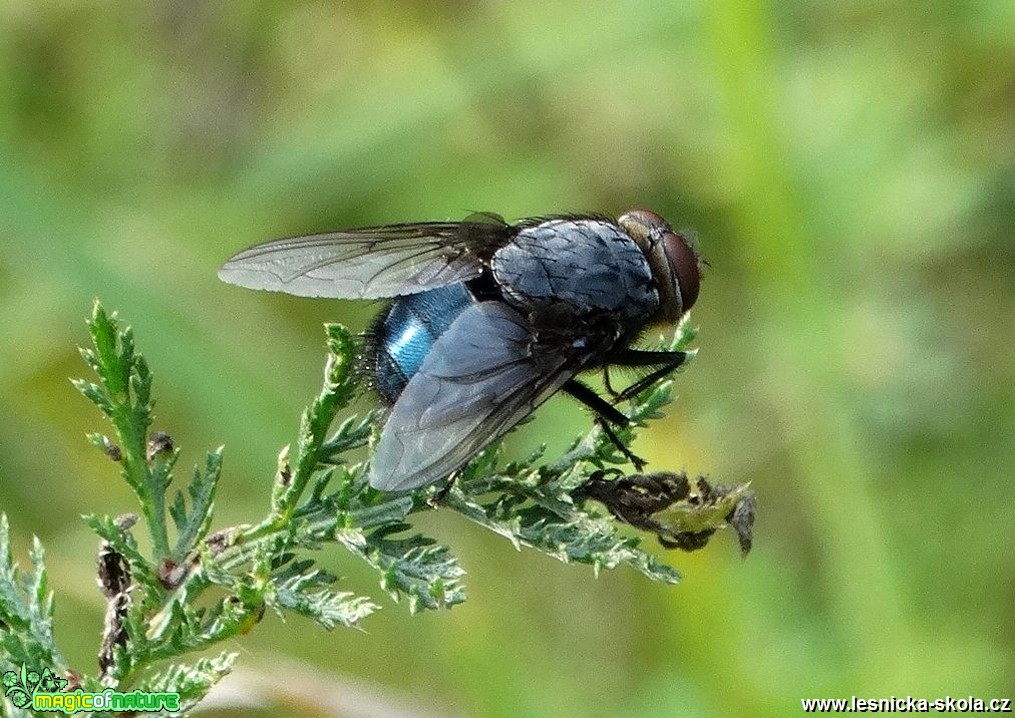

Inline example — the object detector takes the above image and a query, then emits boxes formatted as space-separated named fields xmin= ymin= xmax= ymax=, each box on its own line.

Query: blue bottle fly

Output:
xmin=219 ymin=210 xmax=704 ymax=492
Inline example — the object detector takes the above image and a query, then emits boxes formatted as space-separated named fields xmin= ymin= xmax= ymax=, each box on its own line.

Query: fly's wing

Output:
xmin=369 ymin=302 xmax=586 ymax=492
xmin=218 ymin=218 xmax=512 ymax=299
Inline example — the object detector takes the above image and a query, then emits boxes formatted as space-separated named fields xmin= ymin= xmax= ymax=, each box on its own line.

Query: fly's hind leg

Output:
xmin=563 ymin=379 xmax=647 ymax=470
xmin=429 ymin=473 xmax=458 ymax=506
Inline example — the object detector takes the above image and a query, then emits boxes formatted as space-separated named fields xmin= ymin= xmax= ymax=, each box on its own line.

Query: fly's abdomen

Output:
xmin=372 ymin=283 xmax=474 ymax=403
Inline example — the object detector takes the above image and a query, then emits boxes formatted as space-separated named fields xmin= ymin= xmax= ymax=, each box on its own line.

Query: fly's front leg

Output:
xmin=595 ymin=418 xmax=646 ymax=471
xmin=563 ymin=379 xmax=647 ymax=470
xmin=609 ymin=350 xmax=688 ymax=402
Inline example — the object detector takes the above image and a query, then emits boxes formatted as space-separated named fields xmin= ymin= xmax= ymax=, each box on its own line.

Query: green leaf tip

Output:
xmin=0 ymin=514 xmax=65 ymax=672
xmin=324 ymin=322 xmax=356 ymax=360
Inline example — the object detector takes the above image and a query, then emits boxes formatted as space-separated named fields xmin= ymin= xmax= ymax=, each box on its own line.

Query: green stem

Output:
xmin=113 ymin=407 xmax=170 ymax=559
xmin=145 ymin=479 xmax=171 ymax=560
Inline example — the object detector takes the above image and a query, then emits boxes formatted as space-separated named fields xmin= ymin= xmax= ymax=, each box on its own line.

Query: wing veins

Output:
xmin=219 ymin=219 xmax=512 ymax=298
xmin=275 ymin=242 xmax=447 ymax=286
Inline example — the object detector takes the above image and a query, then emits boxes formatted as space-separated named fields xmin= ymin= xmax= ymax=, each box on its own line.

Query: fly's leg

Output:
xmin=596 ymin=417 xmax=646 ymax=471
xmin=603 ymin=366 xmax=620 ymax=398
xmin=563 ymin=378 xmax=631 ymax=426
xmin=609 ymin=350 xmax=688 ymax=402
xmin=429 ymin=473 xmax=458 ymax=506
xmin=563 ymin=379 xmax=647 ymax=470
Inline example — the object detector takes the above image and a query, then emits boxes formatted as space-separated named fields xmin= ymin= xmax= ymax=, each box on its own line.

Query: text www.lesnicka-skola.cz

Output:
xmin=801 ymin=696 xmax=1011 ymax=713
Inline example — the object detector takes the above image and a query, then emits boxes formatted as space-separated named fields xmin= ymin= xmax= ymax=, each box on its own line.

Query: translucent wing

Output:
xmin=218 ymin=218 xmax=512 ymax=299
xmin=369 ymin=302 xmax=587 ymax=491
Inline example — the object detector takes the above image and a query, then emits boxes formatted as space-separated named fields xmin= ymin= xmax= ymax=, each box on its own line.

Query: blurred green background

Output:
xmin=1 ymin=1 xmax=1012 ymax=715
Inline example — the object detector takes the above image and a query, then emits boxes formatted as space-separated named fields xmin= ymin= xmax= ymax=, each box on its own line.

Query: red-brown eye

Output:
xmin=618 ymin=209 xmax=702 ymax=320
xmin=663 ymin=230 xmax=700 ymax=311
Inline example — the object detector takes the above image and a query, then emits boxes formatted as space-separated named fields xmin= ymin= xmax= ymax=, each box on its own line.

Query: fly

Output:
xmin=219 ymin=210 xmax=704 ymax=492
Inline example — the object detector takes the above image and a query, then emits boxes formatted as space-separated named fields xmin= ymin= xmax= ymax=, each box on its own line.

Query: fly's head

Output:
xmin=618 ymin=209 xmax=703 ymax=325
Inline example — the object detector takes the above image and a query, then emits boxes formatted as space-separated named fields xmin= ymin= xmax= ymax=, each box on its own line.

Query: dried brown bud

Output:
xmin=157 ymin=558 xmax=189 ymax=589
xmin=100 ymin=436 xmax=122 ymax=461
xmin=114 ymin=513 xmax=138 ymax=531
xmin=146 ymin=431 xmax=174 ymax=461
xmin=580 ymin=470 xmax=756 ymax=556
xmin=96 ymin=516 xmax=136 ymax=598
xmin=64 ymin=670 xmax=83 ymax=692
xmin=728 ymin=492 xmax=757 ymax=558
xmin=205 ymin=529 xmax=233 ymax=556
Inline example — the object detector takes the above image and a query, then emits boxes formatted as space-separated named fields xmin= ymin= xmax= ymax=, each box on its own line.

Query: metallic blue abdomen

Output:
xmin=373 ymin=283 xmax=474 ymax=403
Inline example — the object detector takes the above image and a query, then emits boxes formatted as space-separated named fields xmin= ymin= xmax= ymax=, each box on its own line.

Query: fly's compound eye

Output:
xmin=619 ymin=209 xmax=702 ymax=322
xmin=661 ymin=230 xmax=700 ymax=311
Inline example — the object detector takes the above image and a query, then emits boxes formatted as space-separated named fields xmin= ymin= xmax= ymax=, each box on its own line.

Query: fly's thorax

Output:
xmin=527 ymin=299 xmax=629 ymax=359
xmin=490 ymin=217 xmax=659 ymax=335
xmin=369 ymin=284 xmax=475 ymax=403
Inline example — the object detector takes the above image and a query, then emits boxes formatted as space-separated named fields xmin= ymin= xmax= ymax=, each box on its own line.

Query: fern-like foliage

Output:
xmin=0 ymin=301 xmax=754 ymax=713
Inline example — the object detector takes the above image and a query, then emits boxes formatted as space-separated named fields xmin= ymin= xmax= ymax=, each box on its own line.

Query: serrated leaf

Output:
xmin=77 ymin=300 xmax=173 ymax=559
xmin=71 ymin=378 xmax=115 ymax=417
xmin=272 ymin=570 xmax=377 ymax=629
xmin=445 ymin=491 xmax=681 ymax=584
xmin=27 ymin=538 xmax=55 ymax=649
xmin=87 ymin=301 xmax=126 ymax=396
xmin=318 ymin=410 xmax=380 ymax=464
xmin=337 ymin=529 xmax=466 ymax=611
xmin=141 ymin=651 xmax=237 ymax=709
xmin=172 ymin=447 xmax=224 ymax=557
xmin=0 ymin=515 xmax=31 ymax=634
xmin=0 ymin=516 xmax=66 ymax=672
